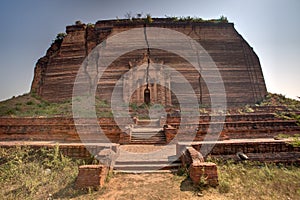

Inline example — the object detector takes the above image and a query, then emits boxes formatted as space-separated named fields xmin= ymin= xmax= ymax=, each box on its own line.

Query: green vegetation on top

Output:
xmin=117 ymin=13 xmax=229 ymax=24
xmin=258 ymin=93 xmax=300 ymax=109
xmin=260 ymin=93 xmax=300 ymax=126
xmin=52 ymin=32 xmax=66 ymax=44
xmin=0 ymin=93 xmax=72 ymax=117
xmin=164 ymin=15 xmax=228 ymax=23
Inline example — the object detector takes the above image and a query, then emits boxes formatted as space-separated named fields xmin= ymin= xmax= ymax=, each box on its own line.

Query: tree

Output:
xmin=146 ymin=13 xmax=153 ymax=24
xmin=124 ymin=12 xmax=132 ymax=20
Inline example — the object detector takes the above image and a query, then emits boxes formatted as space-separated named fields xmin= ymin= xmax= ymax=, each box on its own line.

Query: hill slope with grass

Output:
xmin=0 ymin=93 xmax=112 ymax=117
xmin=0 ymin=92 xmax=299 ymax=118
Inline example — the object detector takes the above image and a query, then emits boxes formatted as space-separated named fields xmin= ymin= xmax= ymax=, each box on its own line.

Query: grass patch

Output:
xmin=216 ymin=160 xmax=300 ymax=199
xmin=0 ymin=146 xmax=91 ymax=199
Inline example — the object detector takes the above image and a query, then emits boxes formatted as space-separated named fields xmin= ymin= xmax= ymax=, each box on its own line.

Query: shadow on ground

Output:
xmin=52 ymin=182 xmax=90 ymax=199
xmin=180 ymin=177 xmax=196 ymax=192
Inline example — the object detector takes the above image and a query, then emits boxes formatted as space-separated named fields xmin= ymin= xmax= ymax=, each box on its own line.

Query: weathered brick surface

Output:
xmin=75 ymin=165 xmax=108 ymax=189
xmin=166 ymin=114 xmax=300 ymax=140
xmin=180 ymin=146 xmax=218 ymax=186
xmin=0 ymin=142 xmax=120 ymax=159
xmin=177 ymin=139 xmax=300 ymax=163
xmin=0 ymin=117 xmax=132 ymax=143
xmin=177 ymin=140 xmax=300 ymax=156
xmin=31 ymin=18 xmax=267 ymax=106
xmin=1 ymin=113 xmax=299 ymax=144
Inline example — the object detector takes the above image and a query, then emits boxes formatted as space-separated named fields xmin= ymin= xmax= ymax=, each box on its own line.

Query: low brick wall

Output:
xmin=75 ymin=165 xmax=108 ymax=189
xmin=192 ymin=140 xmax=299 ymax=155
xmin=166 ymin=115 xmax=300 ymax=140
xmin=177 ymin=139 xmax=300 ymax=163
xmin=0 ymin=117 xmax=133 ymax=143
xmin=0 ymin=142 xmax=120 ymax=160
xmin=177 ymin=140 xmax=299 ymax=156
xmin=1 ymin=115 xmax=299 ymax=144
xmin=167 ymin=113 xmax=277 ymax=123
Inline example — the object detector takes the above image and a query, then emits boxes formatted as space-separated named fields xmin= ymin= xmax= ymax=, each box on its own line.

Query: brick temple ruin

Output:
xmin=1 ymin=18 xmax=299 ymax=188
xmin=31 ymin=18 xmax=267 ymax=106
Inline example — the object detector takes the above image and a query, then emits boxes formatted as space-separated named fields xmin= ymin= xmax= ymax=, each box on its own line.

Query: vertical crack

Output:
xmin=83 ymin=26 xmax=100 ymax=96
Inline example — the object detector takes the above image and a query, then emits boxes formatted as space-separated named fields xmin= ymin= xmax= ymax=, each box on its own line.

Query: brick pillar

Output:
xmin=75 ymin=165 xmax=108 ymax=189
xmin=189 ymin=162 xmax=218 ymax=187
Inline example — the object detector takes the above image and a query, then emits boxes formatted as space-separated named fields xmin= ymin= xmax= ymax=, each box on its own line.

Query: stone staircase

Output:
xmin=130 ymin=127 xmax=166 ymax=144
xmin=129 ymin=119 xmax=166 ymax=144
xmin=113 ymin=145 xmax=181 ymax=173
xmin=114 ymin=159 xmax=181 ymax=172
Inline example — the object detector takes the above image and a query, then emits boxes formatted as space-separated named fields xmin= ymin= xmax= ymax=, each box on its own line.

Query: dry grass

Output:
xmin=216 ymin=160 xmax=300 ymax=200
xmin=0 ymin=146 xmax=88 ymax=199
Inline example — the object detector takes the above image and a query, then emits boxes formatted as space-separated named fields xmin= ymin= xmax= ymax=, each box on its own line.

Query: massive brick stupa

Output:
xmin=31 ymin=18 xmax=267 ymax=106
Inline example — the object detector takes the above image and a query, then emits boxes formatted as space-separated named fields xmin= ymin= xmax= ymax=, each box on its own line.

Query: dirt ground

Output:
xmin=75 ymin=173 xmax=232 ymax=200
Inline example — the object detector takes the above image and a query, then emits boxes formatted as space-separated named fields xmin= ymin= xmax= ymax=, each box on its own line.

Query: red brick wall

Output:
xmin=0 ymin=117 xmax=132 ymax=143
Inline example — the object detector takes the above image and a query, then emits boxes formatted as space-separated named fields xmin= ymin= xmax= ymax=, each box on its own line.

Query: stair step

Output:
xmin=132 ymin=128 xmax=162 ymax=132
xmin=130 ymin=138 xmax=166 ymax=140
xmin=131 ymin=133 xmax=164 ymax=136
xmin=115 ymin=160 xmax=180 ymax=165
xmin=114 ymin=169 xmax=177 ymax=173
xmin=131 ymin=135 xmax=165 ymax=137
xmin=131 ymin=137 xmax=166 ymax=140
xmin=130 ymin=141 xmax=166 ymax=144
xmin=130 ymin=139 xmax=166 ymax=141
xmin=130 ymin=139 xmax=165 ymax=141
xmin=129 ymin=126 xmax=166 ymax=144
xmin=114 ymin=163 xmax=181 ymax=171
xmin=129 ymin=141 xmax=166 ymax=144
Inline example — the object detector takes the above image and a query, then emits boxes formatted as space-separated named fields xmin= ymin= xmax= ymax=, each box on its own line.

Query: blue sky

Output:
xmin=0 ymin=0 xmax=299 ymax=101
